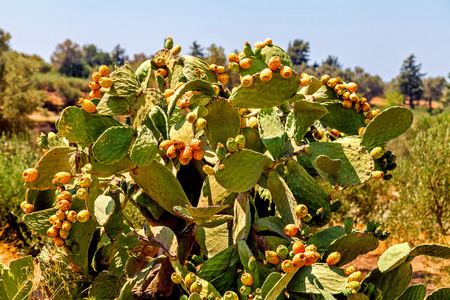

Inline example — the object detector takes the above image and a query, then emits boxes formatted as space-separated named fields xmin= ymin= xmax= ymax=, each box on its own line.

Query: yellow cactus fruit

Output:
xmin=372 ymin=171 xmax=384 ymax=179
xmin=186 ymin=112 xmax=197 ymax=124
xmin=326 ymin=252 xmax=341 ymax=266
xmin=343 ymin=100 xmax=352 ymax=108
xmin=66 ymin=210 xmax=77 ymax=222
xmin=54 ymin=172 xmax=72 ymax=184
xmin=264 ymin=38 xmax=272 ymax=46
xmin=239 ymin=58 xmax=252 ymax=70
xmin=20 ymin=201 xmax=28 ymax=210
xmin=249 ymin=116 xmax=258 ymax=130
xmin=81 ymin=98 xmax=97 ymax=113
xmin=47 ymin=226 xmax=59 ymax=238
xmin=56 ymin=209 xmax=66 ymax=220
xmin=358 ymin=127 xmax=365 ymax=136
xmin=321 ymin=74 xmax=330 ymax=85
xmin=156 ymin=68 xmax=168 ymax=77
xmin=59 ymin=229 xmax=69 ymax=239
xmin=175 ymin=82 xmax=185 ymax=90
xmin=99 ymin=65 xmax=110 ymax=77
xmin=349 ymin=93 xmax=359 ymax=102
xmin=364 ymin=118 xmax=371 ymax=125
xmin=283 ymin=224 xmax=298 ymax=237
xmin=89 ymin=81 xmax=100 ymax=90
xmin=209 ymin=64 xmax=218 ymax=72
xmin=300 ymin=77 xmax=312 ymax=87
xmin=22 ymin=168 xmax=39 ymax=182
xmin=359 ymin=97 xmax=368 ymax=104
xmin=217 ymin=73 xmax=229 ymax=84
xmin=54 ymin=219 xmax=63 ymax=229
xmin=228 ymin=53 xmax=240 ymax=63
xmin=346 ymin=82 xmax=358 ymax=93
xmin=268 ymin=56 xmax=281 ymax=71
xmin=342 ymin=91 xmax=351 ymax=100
xmin=348 ymin=271 xmax=363 ymax=282
xmin=195 ymin=118 xmax=207 ymax=129
xmin=62 ymin=220 xmax=72 ymax=231
xmin=58 ymin=200 xmax=71 ymax=211
xmin=159 ymin=140 xmax=174 ymax=151
xmin=57 ymin=191 xmax=72 ymax=202
xmin=361 ymin=102 xmax=371 ymax=112
xmin=92 ymin=72 xmax=102 ymax=83
xmin=166 ymin=145 xmax=178 ymax=159
xmin=23 ymin=204 xmax=35 ymax=214
xmin=344 ymin=266 xmax=356 ymax=276
xmin=295 ymin=204 xmax=309 ymax=219
xmin=171 ymin=45 xmax=181 ymax=56
xmin=99 ymin=77 xmax=113 ymax=88
xmin=305 ymin=244 xmax=317 ymax=252
xmin=54 ymin=236 xmax=65 ymax=247
xmin=212 ymin=85 xmax=220 ymax=95
xmin=202 ymin=165 xmax=215 ymax=175
xmin=241 ymin=75 xmax=254 ymax=87
xmin=260 ymin=68 xmax=273 ymax=82
xmin=77 ymin=210 xmax=91 ymax=223
xmin=254 ymin=41 xmax=265 ymax=49
xmin=280 ymin=66 xmax=292 ymax=78
xmin=216 ymin=66 xmax=225 ymax=74
xmin=49 ymin=215 xmax=58 ymax=225
xmin=155 ymin=57 xmax=166 ymax=68
xmin=164 ymin=89 xmax=175 ymax=99
xmin=89 ymin=89 xmax=101 ymax=100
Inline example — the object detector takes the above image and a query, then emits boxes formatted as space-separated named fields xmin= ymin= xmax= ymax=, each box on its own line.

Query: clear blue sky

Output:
xmin=1 ymin=0 xmax=449 ymax=82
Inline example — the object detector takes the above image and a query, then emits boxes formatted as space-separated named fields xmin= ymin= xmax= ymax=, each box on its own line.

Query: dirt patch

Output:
xmin=0 ymin=241 xmax=23 ymax=266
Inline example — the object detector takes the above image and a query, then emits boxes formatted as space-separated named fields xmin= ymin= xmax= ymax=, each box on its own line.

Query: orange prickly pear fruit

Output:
xmin=344 ymin=266 xmax=356 ymax=276
xmin=280 ymin=66 xmax=292 ymax=78
xmin=304 ymin=251 xmax=320 ymax=266
xmin=348 ymin=271 xmax=363 ymax=282
xmin=202 ymin=165 xmax=215 ymax=175
xmin=23 ymin=204 xmax=35 ymax=214
xmin=155 ymin=57 xmax=166 ymax=68
xmin=49 ymin=215 xmax=58 ymax=225
xmin=172 ymin=140 xmax=185 ymax=150
xmin=321 ymin=74 xmax=330 ymax=85
xmin=62 ymin=220 xmax=72 ymax=231
xmin=179 ymin=146 xmax=193 ymax=165
xmin=260 ymin=68 xmax=273 ymax=82
xmin=179 ymin=98 xmax=190 ymax=109
xmin=293 ymin=253 xmax=307 ymax=268
xmin=47 ymin=226 xmax=59 ymax=238
xmin=212 ymin=84 xmax=220 ymax=95
xmin=195 ymin=118 xmax=207 ymax=129
xmin=295 ymin=204 xmax=308 ymax=219
xmin=54 ymin=236 xmax=65 ymax=247
xmin=241 ymin=272 xmax=253 ymax=286
xmin=192 ymin=149 xmax=204 ymax=160
xmin=305 ymin=244 xmax=317 ymax=252
xmin=343 ymin=99 xmax=352 ymax=108
xmin=57 ymin=191 xmax=73 ymax=202
xmin=241 ymin=75 xmax=254 ymax=87
xmin=346 ymin=82 xmax=358 ymax=93
xmin=342 ymin=91 xmax=351 ymax=100
xmin=22 ymin=168 xmax=38 ymax=182
xmin=217 ymin=73 xmax=229 ymax=84
xmin=283 ymin=224 xmax=298 ymax=237
xmin=358 ymin=127 xmax=365 ymax=136
xmin=282 ymin=260 xmax=295 ymax=273
xmin=264 ymin=38 xmax=272 ymax=46
xmin=216 ymin=66 xmax=225 ymax=74
xmin=99 ymin=77 xmax=113 ymax=88
xmin=292 ymin=241 xmax=306 ymax=254
xmin=186 ymin=112 xmax=197 ymax=124
xmin=372 ymin=171 xmax=384 ymax=179
xmin=58 ymin=200 xmax=71 ymax=211
xmin=89 ymin=81 xmax=100 ymax=90
xmin=254 ymin=41 xmax=265 ymax=49
xmin=300 ymin=77 xmax=311 ymax=87
xmin=361 ymin=102 xmax=371 ymax=112
xmin=265 ymin=250 xmax=281 ymax=265
xmin=56 ymin=210 xmax=66 ymax=220
xmin=156 ymin=68 xmax=168 ymax=77
xmin=349 ymin=93 xmax=359 ymax=102
xmin=228 ymin=53 xmax=240 ymax=63
xmin=164 ymin=89 xmax=175 ymax=98
xmin=59 ymin=229 xmax=69 ymax=239
xmin=99 ymin=65 xmax=109 ymax=77
xmin=54 ymin=219 xmax=63 ymax=229
xmin=166 ymin=145 xmax=178 ymax=159
xmin=20 ymin=201 xmax=28 ymax=210
xmin=209 ymin=64 xmax=218 ymax=72
xmin=77 ymin=210 xmax=90 ymax=223
xmin=190 ymin=138 xmax=203 ymax=150
xmin=92 ymin=72 xmax=102 ymax=83
xmin=54 ymin=172 xmax=72 ymax=184
xmin=76 ymin=188 xmax=88 ymax=200
xmin=82 ymin=98 xmax=97 ymax=113
xmin=326 ymin=252 xmax=341 ymax=266
xmin=330 ymin=129 xmax=340 ymax=137
xmin=268 ymin=56 xmax=281 ymax=71
xmin=239 ymin=58 xmax=252 ymax=70
xmin=159 ymin=140 xmax=174 ymax=151
xmin=171 ymin=45 xmax=181 ymax=56
xmin=66 ymin=210 xmax=77 ymax=222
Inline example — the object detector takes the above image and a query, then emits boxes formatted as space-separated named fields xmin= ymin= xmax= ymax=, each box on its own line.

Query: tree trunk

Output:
xmin=429 ymin=97 xmax=432 ymax=115
xmin=409 ymin=91 xmax=415 ymax=109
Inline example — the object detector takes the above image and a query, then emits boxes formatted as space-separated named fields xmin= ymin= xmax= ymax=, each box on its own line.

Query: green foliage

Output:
xmin=399 ymin=54 xmax=425 ymax=109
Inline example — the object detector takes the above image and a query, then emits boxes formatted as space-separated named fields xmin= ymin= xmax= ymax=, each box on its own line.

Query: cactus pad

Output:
xmin=92 ymin=126 xmax=136 ymax=165
xmin=258 ymin=107 xmax=288 ymax=159
xmin=171 ymin=79 xmax=217 ymax=105
xmin=232 ymin=193 xmax=251 ymax=243
xmin=215 ymin=149 xmax=272 ymax=192
xmin=130 ymin=161 xmax=191 ymax=215
xmin=397 ymin=284 xmax=426 ymax=300
xmin=427 ymin=288 xmax=450 ymax=300
xmin=204 ymin=98 xmax=240 ymax=151
xmin=23 ymin=207 xmax=57 ymax=235
xmin=306 ymin=226 xmax=346 ymax=253
xmin=104 ymin=62 xmax=141 ymax=97
xmin=130 ymin=125 xmax=158 ymax=167
xmin=408 ymin=243 xmax=450 ymax=261
xmin=267 ymin=171 xmax=298 ymax=226
xmin=169 ymin=115 xmax=195 ymax=145
xmin=239 ymin=56 xmax=268 ymax=77
xmin=240 ymin=127 xmax=267 ymax=153
xmin=135 ymin=59 xmax=152 ymax=89
xmin=287 ymin=263 xmax=347 ymax=294
xmin=89 ymin=152 xmax=136 ymax=177
xmin=261 ymin=44 xmax=293 ymax=69
xmin=322 ymin=232 xmax=379 ymax=266
xmin=180 ymin=55 xmax=217 ymax=83
xmin=320 ymin=102 xmax=366 ymax=135
xmin=196 ymin=245 xmax=237 ymax=281
xmin=315 ymin=155 xmax=342 ymax=177
xmin=229 ymin=71 xmax=300 ymax=109
xmin=24 ymin=147 xmax=80 ymax=190
xmin=265 ymin=270 xmax=299 ymax=300
xmin=308 ymin=136 xmax=374 ymax=188
xmin=377 ymin=242 xmax=411 ymax=273
xmin=0 ymin=256 xmax=34 ymax=300
xmin=253 ymin=216 xmax=291 ymax=239
xmin=198 ymin=175 xmax=237 ymax=207
xmin=285 ymin=100 xmax=328 ymax=144
xmin=154 ymin=49 xmax=176 ymax=71
xmin=96 ymin=93 xmax=132 ymax=116
xmin=261 ymin=272 xmax=283 ymax=299
xmin=361 ymin=106 xmax=413 ymax=149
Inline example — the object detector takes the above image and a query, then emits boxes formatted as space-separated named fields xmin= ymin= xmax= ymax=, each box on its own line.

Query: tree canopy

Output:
xmin=399 ymin=54 xmax=425 ymax=109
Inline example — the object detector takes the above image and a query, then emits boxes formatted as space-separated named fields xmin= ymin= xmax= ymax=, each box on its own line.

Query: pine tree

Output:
xmin=190 ymin=41 xmax=205 ymax=58
xmin=399 ymin=54 xmax=425 ymax=109
xmin=287 ymin=39 xmax=310 ymax=66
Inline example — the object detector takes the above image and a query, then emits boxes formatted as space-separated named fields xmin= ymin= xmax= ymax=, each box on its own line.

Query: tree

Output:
xmin=287 ymin=39 xmax=310 ymax=65
xmin=399 ymin=54 xmax=425 ymax=109
xmin=189 ymin=41 xmax=205 ymax=58
xmin=205 ymin=44 xmax=226 ymax=66
xmin=111 ymin=44 xmax=128 ymax=66
xmin=322 ymin=55 xmax=342 ymax=68
xmin=51 ymin=39 xmax=88 ymax=77
xmin=423 ymin=76 xmax=446 ymax=112
xmin=82 ymin=44 xmax=112 ymax=67
xmin=0 ymin=28 xmax=11 ymax=54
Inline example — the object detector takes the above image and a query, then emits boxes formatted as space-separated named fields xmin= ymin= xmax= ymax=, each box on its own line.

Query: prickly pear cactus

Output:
xmin=19 ymin=37 xmax=449 ymax=300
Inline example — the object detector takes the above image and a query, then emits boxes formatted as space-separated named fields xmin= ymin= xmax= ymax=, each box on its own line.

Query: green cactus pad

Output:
xmin=23 ymin=207 xmax=57 ymax=235
xmin=93 ymin=195 xmax=117 ymax=226
xmin=204 ymin=98 xmax=241 ymax=151
xmin=229 ymin=70 xmax=300 ymax=109
xmin=198 ymin=175 xmax=237 ymax=207
xmin=322 ymin=232 xmax=379 ymax=266
xmin=261 ymin=272 xmax=283 ymax=299
xmin=319 ymin=102 xmax=366 ymax=135
xmin=197 ymin=223 xmax=230 ymax=259
xmin=0 ymin=256 xmax=34 ymax=300
xmin=133 ymin=188 xmax=164 ymax=219
xmin=130 ymin=89 xmax=166 ymax=130
xmin=26 ymin=189 xmax=55 ymax=211
xmin=306 ymin=226 xmax=346 ymax=253
xmin=311 ymin=85 xmax=340 ymax=102
xmin=88 ymin=271 xmax=125 ymax=299
xmin=347 ymin=294 xmax=369 ymax=300
xmin=427 ymin=288 xmax=450 ymax=300
xmin=209 ymin=266 xmax=236 ymax=295
xmin=215 ymin=149 xmax=272 ymax=192
xmin=24 ymin=147 xmax=80 ymax=190
xmin=96 ymin=93 xmax=133 ymax=116
xmin=258 ymin=107 xmax=288 ymax=159
xmin=237 ymin=240 xmax=255 ymax=273
xmin=169 ymin=114 xmax=195 ymax=145
xmin=265 ymin=269 xmax=299 ymax=300
xmin=363 ymin=261 xmax=412 ymax=300
xmin=104 ymin=62 xmax=141 ymax=97
xmin=188 ymin=293 xmax=202 ymax=300
xmin=202 ymin=215 xmax=233 ymax=228
xmin=261 ymin=44 xmax=293 ymax=69
xmin=57 ymin=106 xmax=123 ymax=147
xmin=89 ymin=152 xmax=136 ymax=177
xmin=284 ymin=160 xmax=331 ymax=226
xmin=241 ymin=127 xmax=267 ymax=153
xmin=130 ymin=161 xmax=191 ymax=215
xmin=299 ymin=77 xmax=324 ymax=96
xmin=179 ymin=55 xmax=217 ymax=83
xmin=267 ymin=171 xmax=298 ymax=226
xmin=287 ymin=263 xmax=347 ymax=294
xmin=135 ymin=59 xmax=152 ymax=89
xmin=149 ymin=105 xmax=169 ymax=140
xmin=315 ymin=155 xmax=342 ymax=177
xmin=253 ymin=216 xmax=290 ymax=239
xmin=154 ymin=49 xmax=175 ymax=70
xmin=377 ymin=242 xmax=411 ymax=273
xmin=308 ymin=136 xmax=374 ymax=188
xmin=171 ymin=79 xmax=216 ymax=105
xmin=361 ymin=106 xmax=413 ymax=149
xmin=232 ymin=193 xmax=251 ymax=243
xmin=130 ymin=125 xmax=158 ymax=167
xmin=148 ymin=226 xmax=178 ymax=259
xmin=92 ymin=126 xmax=135 ymax=165
xmin=285 ymin=100 xmax=328 ymax=144
xmin=196 ymin=245 xmax=237 ymax=281
xmin=397 ymin=284 xmax=426 ymax=300
xmin=169 ymin=62 xmax=185 ymax=89
xmin=239 ymin=56 xmax=268 ymax=77
xmin=412 ymin=243 xmax=450 ymax=260
xmin=185 ymin=204 xmax=228 ymax=225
